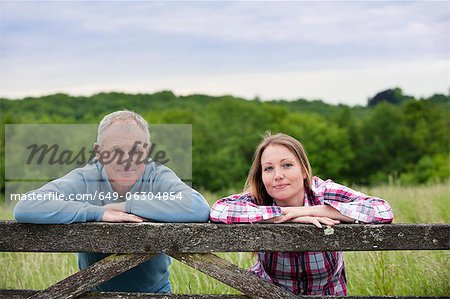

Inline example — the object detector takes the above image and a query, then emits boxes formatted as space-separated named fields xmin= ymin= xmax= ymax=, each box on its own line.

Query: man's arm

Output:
xmin=124 ymin=164 xmax=210 ymax=222
xmin=13 ymin=169 xmax=143 ymax=224
xmin=13 ymin=172 xmax=105 ymax=224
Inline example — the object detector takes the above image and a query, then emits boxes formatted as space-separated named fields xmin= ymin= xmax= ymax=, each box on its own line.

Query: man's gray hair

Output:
xmin=96 ymin=110 xmax=150 ymax=144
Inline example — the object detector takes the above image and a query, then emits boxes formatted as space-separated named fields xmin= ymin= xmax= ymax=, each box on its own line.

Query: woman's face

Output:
xmin=260 ymin=144 xmax=306 ymax=206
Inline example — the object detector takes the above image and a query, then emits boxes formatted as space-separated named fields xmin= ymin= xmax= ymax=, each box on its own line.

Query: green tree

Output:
xmin=274 ymin=112 xmax=354 ymax=181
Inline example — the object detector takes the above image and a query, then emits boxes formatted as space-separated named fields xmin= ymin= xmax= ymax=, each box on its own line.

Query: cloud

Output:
xmin=2 ymin=1 xmax=447 ymax=45
xmin=0 ymin=1 xmax=448 ymax=104
xmin=2 ymin=59 xmax=448 ymax=106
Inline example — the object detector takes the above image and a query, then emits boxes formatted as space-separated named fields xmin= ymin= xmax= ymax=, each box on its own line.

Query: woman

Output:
xmin=210 ymin=133 xmax=393 ymax=296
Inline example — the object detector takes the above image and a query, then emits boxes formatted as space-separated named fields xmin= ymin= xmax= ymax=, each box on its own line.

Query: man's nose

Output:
xmin=119 ymin=150 xmax=130 ymax=161
xmin=116 ymin=150 xmax=133 ymax=164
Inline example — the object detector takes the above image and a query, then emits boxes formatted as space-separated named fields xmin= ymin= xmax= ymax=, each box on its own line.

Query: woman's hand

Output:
xmin=284 ymin=216 xmax=340 ymax=228
xmin=275 ymin=206 xmax=340 ymax=227
xmin=276 ymin=205 xmax=354 ymax=224
xmin=275 ymin=206 xmax=317 ymax=223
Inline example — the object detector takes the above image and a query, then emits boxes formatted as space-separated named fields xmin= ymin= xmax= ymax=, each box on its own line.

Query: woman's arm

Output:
xmin=320 ymin=179 xmax=394 ymax=223
xmin=211 ymin=192 xmax=344 ymax=227
xmin=275 ymin=205 xmax=355 ymax=224
xmin=210 ymin=193 xmax=282 ymax=224
xmin=275 ymin=178 xmax=394 ymax=224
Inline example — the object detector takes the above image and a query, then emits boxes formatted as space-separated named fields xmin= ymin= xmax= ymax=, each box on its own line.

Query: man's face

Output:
xmin=96 ymin=123 xmax=150 ymax=189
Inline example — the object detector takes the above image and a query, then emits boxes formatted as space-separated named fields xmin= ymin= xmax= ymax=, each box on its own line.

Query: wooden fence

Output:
xmin=0 ymin=221 xmax=449 ymax=299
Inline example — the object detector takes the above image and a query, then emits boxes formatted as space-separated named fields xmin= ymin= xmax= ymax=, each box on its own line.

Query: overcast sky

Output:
xmin=0 ymin=1 xmax=448 ymax=105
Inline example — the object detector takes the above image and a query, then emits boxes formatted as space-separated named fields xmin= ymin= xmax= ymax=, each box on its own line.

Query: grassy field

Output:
xmin=0 ymin=182 xmax=449 ymax=296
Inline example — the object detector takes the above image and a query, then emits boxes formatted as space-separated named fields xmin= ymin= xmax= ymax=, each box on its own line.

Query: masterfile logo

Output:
xmin=4 ymin=124 xmax=193 ymax=207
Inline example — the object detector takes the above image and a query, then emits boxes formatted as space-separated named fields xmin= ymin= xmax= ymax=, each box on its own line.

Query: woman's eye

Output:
xmin=263 ymin=166 xmax=273 ymax=172
xmin=283 ymin=163 xmax=293 ymax=168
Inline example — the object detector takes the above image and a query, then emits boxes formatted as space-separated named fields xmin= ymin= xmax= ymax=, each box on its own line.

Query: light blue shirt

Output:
xmin=14 ymin=158 xmax=210 ymax=292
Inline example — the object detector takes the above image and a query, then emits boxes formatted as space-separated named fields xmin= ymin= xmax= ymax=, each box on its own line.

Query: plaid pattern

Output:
xmin=313 ymin=177 xmax=394 ymax=224
xmin=209 ymin=176 xmax=394 ymax=295
xmin=209 ymin=192 xmax=282 ymax=224
xmin=250 ymin=251 xmax=346 ymax=295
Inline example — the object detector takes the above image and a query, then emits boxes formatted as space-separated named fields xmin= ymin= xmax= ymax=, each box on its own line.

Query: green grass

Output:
xmin=1 ymin=182 xmax=449 ymax=295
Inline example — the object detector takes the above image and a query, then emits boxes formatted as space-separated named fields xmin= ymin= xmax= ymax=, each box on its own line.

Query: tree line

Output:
xmin=0 ymin=88 xmax=449 ymax=193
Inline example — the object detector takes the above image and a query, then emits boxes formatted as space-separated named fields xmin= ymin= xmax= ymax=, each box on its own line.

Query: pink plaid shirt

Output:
xmin=209 ymin=176 xmax=394 ymax=295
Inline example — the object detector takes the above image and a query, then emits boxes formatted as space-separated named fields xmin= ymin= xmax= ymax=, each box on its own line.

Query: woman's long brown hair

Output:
xmin=244 ymin=132 xmax=313 ymax=206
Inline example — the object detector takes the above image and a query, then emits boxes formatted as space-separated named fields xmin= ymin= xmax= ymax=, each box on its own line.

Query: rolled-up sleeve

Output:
xmin=210 ymin=193 xmax=282 ymax=224
xmin=313 ymin=177 xmax=394 ymax=223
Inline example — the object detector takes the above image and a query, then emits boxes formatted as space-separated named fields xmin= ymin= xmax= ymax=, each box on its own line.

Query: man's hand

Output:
xmin=103 ymin=202 xmax=126 ymax=212
xmin=101 ymin=209 xmax=144 ymax=223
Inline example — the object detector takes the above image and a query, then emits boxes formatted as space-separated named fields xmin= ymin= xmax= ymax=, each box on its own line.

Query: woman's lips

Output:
xmin=273 ymin=184 xmax=289 ymax=190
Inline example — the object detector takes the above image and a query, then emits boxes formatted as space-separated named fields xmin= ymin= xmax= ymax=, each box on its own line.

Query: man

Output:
xmin=14 ymin=110 xmax=210 ymax=293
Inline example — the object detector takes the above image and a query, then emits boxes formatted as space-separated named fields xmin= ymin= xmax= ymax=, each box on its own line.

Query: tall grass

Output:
xmin=1 ymin=182 xmax=449 ymax=295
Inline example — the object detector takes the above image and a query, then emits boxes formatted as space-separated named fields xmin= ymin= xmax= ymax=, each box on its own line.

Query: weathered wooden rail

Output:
xmin=0 ymin=221 xmax=449 ymax=299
